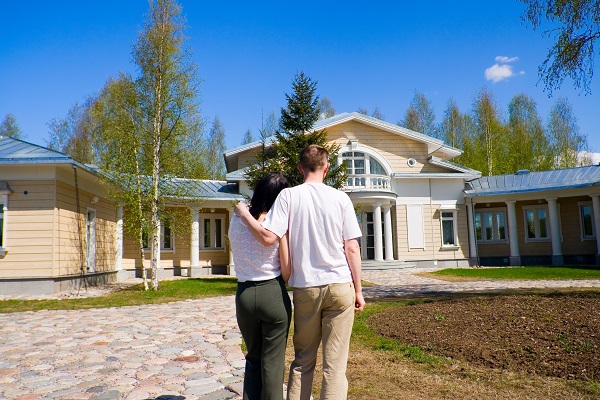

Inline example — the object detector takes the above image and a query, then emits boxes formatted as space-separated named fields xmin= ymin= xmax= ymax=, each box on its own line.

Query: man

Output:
xmin=235 ymin=144 xmax=365 ymax=400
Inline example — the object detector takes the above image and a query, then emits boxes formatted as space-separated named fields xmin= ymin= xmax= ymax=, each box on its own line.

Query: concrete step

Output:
xmin=361 ymin=260 xmax=417 ymax=270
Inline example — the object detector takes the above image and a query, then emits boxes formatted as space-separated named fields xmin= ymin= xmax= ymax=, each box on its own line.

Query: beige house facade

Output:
xmin=0 ymin=136 xmax=242 ymax=295
xmin=465 ymin=167 xmax=600 ymax=267
xmin=225 ymin=113 xmax=481 ymax=268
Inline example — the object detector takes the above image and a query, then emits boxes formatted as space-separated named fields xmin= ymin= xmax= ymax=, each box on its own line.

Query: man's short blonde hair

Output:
xmin=299 ymin=145 xmax=329 ymax=172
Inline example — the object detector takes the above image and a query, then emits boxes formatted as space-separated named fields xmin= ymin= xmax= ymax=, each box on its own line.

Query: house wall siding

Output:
xmin=55 ymin=181 xmax=116 ymax=276
xmin=0 ymin=180 xmax=56 ymax=277
xmin=121 ymin=207 xmax=231 ymax=270
xmin=475 ymin=196 xmax=598 ymax=262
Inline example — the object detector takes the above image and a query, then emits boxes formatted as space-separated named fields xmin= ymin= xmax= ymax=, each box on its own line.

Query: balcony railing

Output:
xmin=345 ymin=174 xmax=391 ymax=190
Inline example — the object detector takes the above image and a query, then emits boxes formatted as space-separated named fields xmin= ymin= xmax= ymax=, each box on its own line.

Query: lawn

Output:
xmin=430 ymin=266 xmax=600 ymax=280
xmin=0 ymin=277 xmax=238 ymax=313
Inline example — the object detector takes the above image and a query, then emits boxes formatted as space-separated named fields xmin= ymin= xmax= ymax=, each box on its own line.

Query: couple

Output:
xmin=229 ymin=144 xmax=365 ymax=400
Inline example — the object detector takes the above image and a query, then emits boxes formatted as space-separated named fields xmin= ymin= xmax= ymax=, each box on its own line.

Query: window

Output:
xmin=86 ymin=209 xmax=97 ymax=272
xmin=142 ymin=219 xmax=174 ymax=251
xmin=440 ymin=210 xmax=457 ymax=247
xmin=200 ymin=214 xmax=225 ymax=250
xmin=474 ymin=209 xmax=506 ymax=242
xmin=0 ymin=204 xmax=4 ymax=249
xmin=579 ymin=203 xmax=595 ymax=239
xmin=341 ymin=151 xmax=389 ymax=189
xmin=523 ymin=206 xmax=550 ymax=241
xmin=0 ymin=189 xmax=10 ymax=253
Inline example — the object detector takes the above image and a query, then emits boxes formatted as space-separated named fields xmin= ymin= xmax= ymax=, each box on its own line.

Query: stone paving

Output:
xmin=361 ymin=268 xmax=600 ymax=299
xmin=0 ymin=296 xmax=245 ymax=400
xmin=2 ymin=270 xmax=600 ymax=399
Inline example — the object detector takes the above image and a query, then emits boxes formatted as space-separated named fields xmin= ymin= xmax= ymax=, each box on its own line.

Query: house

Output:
xmin=3 ymin=112 xmax=598 ymax=295
xmin=465 ymin=166 xmax=600 ymax=267
xmin=0 ymin=135 xmax=242 ymax=295
xmin=225 ymin=112 xmax=481 ymax=267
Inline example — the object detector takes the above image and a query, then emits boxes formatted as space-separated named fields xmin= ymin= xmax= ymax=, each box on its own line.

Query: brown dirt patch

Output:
xmin=368 ymin=293 xmax=600 ymax=381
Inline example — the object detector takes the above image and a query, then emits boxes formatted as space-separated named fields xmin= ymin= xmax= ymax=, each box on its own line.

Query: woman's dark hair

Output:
xmin=249 ymin=172 xmax=289 ymax=219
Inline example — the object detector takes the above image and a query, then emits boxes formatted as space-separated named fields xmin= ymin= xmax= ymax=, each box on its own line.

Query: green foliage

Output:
xmin=438 ymin=90 xmax=590 ymax=174
xmin=520 ymin=0 xmax=600 ymax=94
xmin=242 ymin=128 xmax=254 ymax=144
xmin=472 ymin=87 xmax=507 ymax=176
xmin=47 ymin=97 xmax=100 ymax=164
xmin=0 ymin=113 xmax=24 ymax=139
xmin=245 ymin=72 xmax=347 ymax=189
xmin=280 ymin=71 xmax=320 ymax=134
xmin=206 ymin=116 xmax=226 ymax=179
xmin=317 ymin=96 xmax=336 ymax=119
xmin=547 ymin=97 xmax=588 ymax=168
xmin=399 ymin=91 xmax=438 ymax=139
xmin=506 ymin=93 xmax=554 ymax=172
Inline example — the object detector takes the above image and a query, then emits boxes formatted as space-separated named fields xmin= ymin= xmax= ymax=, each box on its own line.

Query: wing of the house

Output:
xmin=0 ymin=135 xmax=243 ymax=295
xmin=225 ymin=112 xmax=481 ymax=267
xmin=465 ymin=166 xmax=600 ymax=267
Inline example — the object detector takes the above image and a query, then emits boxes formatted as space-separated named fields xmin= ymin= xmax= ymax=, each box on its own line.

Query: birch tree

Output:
xmin=0 ymin=114 xmax=24 ymax=139
xmin=507 ymin=94 xmax=554 ymax=172
xmin=242 ymin=129 xmax=254 ymax=144
xmin=472 ymin=87 xmax=506 ymax=176
xmin=133 ymin=0 xmax=202 ymax=290
xmin=520 ymin=0 xmax=600 ymax=94
xmin=399 ymin=91 xmax=438 ymax=138
xmin=547 ymin=97 xmax=589 ymax=168
xmin=206 ymin=116 xmax=226 ymax=179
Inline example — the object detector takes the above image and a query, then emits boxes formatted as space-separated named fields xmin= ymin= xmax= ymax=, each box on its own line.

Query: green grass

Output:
xmin=352 ymin=300 xmax=444 ymax=365
xmin=0 ymin=278 xmax=238 ymax=314
xmin=433 ymin=266 xmax=600 ymax=280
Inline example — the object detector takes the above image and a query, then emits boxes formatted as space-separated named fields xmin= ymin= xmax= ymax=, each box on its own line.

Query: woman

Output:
xmin=229 ymin=172 xmax=292 ymax=400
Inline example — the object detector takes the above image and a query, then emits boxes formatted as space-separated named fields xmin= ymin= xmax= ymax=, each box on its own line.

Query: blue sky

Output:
xmin=1 ymin=1 xmax=598 ymax=153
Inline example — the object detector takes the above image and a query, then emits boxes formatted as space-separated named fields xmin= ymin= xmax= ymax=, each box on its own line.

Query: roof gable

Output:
xmin=223 ymin=112 xmax=462 ymax=172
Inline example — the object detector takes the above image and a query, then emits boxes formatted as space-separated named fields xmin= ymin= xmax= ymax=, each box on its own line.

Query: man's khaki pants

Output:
xmin=287 ymin=282 xmax=356 ymax=400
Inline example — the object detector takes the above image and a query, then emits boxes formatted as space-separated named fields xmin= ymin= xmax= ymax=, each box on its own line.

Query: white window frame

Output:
xmin=474 ymin=208 xmax=507 ymax=244
xmin=142 ymin=219 xmax=175 ymax=252
xmin=522 ymin=205 xmax=552 ymax=242
xmin=0 ymin=194 xmax=8 ymax=254
xmin=86 ymin=208 xmax=97 ymax=272
xmin=439 ymin=208 xmax=458 ymax=248
xmin=200 ymin=214 xmax=226 ymax=251
xmin=578 ymin=201 xmax=595 ymax=240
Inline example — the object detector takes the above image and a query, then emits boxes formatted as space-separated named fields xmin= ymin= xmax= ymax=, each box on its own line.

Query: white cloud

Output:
xmin=495 ymin=56 xmax=519 ymax=63
xmin=485 ymin=56 xmax=525 ymax=83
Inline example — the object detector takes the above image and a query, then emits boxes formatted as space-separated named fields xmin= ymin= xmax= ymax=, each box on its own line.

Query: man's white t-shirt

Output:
xmin=262 ymin=182 xmax=362 ymax=288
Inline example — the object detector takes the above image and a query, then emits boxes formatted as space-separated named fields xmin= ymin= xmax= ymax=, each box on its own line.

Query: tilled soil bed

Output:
xmin=368 ymin=293 xmax=600 ymax=380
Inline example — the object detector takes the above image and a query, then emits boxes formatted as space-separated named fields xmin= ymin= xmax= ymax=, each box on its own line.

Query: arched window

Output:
xmin=341 ymin=151 xmax=390 ymax=189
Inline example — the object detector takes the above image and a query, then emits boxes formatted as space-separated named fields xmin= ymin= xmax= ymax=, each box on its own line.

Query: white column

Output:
xmin=190 ymin=207 xmax=200 ymax=275
xmin=382 ymin=204 xmax=394 ymax=261
xmin=505 ymin=200 xmax=520 ymax=266
xmin=115 ymin=206 xmax=123 ymax=271
xmin=590 ymin=195 xmax=600 ymax=264
xmin=373 ymin=203 xmax=383 ymax=261
xmin=228 ymin=207 xmax=236 ymax=276
xmin=466 ymin=201 xmax=477 ymax=261
xmin=546 ymin=197 xmax=563 ymax=265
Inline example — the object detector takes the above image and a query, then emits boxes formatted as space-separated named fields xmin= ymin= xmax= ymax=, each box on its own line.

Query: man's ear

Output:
xmin=297 ymin=164 xmax=304 ymax=175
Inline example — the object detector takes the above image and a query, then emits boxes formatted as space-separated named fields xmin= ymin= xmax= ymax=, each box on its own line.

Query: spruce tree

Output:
xmin=246 ymin=72 xmax=346 ymax=189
